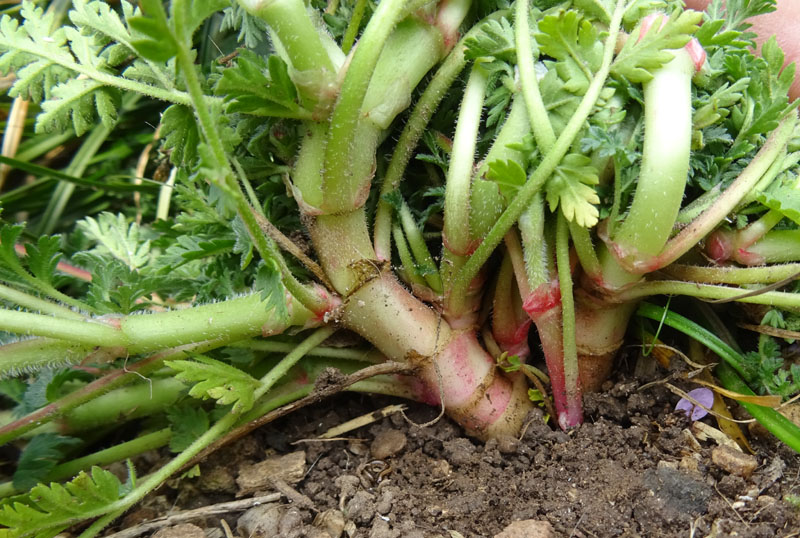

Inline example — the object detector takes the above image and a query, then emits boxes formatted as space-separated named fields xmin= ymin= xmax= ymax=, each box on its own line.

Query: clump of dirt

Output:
xmin=113 ymin=366 xmax=800 ymax=538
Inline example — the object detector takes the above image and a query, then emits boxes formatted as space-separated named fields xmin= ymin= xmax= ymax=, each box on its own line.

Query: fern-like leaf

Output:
xmin=612 ymin=9 xmax=702 ymax=83
xmin=77 ymin=213 xmax=151 ymax=271
xmin=0 ymin=467 xmax=123 ymax=538
xmin=166 ymin=355 xmax=259 ymax=414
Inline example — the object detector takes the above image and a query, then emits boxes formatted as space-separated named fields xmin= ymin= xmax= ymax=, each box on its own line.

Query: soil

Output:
xmin=107 ymin=364 xmax=800 ymax=538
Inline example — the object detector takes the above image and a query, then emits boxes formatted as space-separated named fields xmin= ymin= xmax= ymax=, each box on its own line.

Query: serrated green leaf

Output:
xmin=0 ymin=225 xmax=27 ymax=279
xmin=166 ymin=355 xmax=259 ymax=414
xmin=215 ymin=50 xmax=305 ymax=118
xmin=612 ymin=10 xmax=702 ymax=83
xmin=23 ymin=236 xmax=62 ymax=287
xmin=536 ymin=10 xmax=603 ymax=76
xmin=255 ymin=261 xmax=289 ymax=323
xmin=128 ymin=0 xmax=177 ymax=62
xmin=36 ymin=79 xmax=120 ymax=135
xmin=160 ymin=104 xmax=200 ymax=166
xmin=756 ymin=184 xmax=800 ymax=225
xmin=464 ymin=17 xmax=516 ymax=62
xmin=13 ymin=434 xmax=82 ymax=491
xmin=166 ymin=404 xmax=209 ymax=452
xmin=179 ymin=0 xmax=229 ymax=40
xmin=0 ymin=466 xmax=123 ymax=537
xmin=77 ymin=213 xmax=151 ymax=271
xmin=486 ymin=159 xmax=527 ymax=201
xmin=545 ymin=153 xmax=600 ymax=227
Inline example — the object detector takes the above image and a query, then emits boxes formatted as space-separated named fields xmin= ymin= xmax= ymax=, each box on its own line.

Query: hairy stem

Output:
xmin=451 ymin=0 xmax=625 ymax=299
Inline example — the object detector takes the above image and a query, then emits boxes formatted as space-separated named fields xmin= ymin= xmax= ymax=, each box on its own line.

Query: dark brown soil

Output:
xmin=110 ymin=365 xmax=800 ymax=538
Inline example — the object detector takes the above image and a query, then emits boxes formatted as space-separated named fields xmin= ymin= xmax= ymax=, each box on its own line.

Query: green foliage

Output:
xmin=77 ymin=213 xmax=151 ymax=271
xmin=215 ymin=50 xmax=308 ymax=118
xmin=536 ymin=9 xmax=603 ymax=89
xmin=167 ymin=404 xmax=210 ymax=452
xmin=464 ymin=17 xmax=516 ymax=63
xmin=0 ymin=467 xmax=124 ymax=537
xmin=612 ymin=9 xmax=702 ymax=83
xmin=544 ymin=154 xmax=601 ymax=227
xmin=13 ymin=434 xmax=81 ymax=491
xmin=159 ymin=105 xmax=201 ymax=166
xmin=166 ymin=354 xmax=260 ymax=414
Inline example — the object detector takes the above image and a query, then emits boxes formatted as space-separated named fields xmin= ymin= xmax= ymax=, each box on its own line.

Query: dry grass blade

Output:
xmin=0 ymin=97 xmax=28 ymax=190
xmin=738 ymin=323 xmax=800 ymax=340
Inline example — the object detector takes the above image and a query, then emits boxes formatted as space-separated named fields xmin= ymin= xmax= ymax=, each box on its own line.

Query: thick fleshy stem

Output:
xmin=492 ymin=252 xmax=531 ymax=360
xmin=341 ymin=272 xmax=532 ymax=439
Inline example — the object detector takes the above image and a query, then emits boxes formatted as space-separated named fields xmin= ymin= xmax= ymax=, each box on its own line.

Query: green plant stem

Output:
xmin=556 ymin=212 xmax=580 ymax=410
xmin=0 ymin=339 xmax=230 ymax=446
xmin=569 ymin=221 xmax=601 ymax=280
xmin=619 ymin=280 xmax=800 ymax=310
xmin=77 ymin=327 xmax=337 ymax=538
xmin=451 ymin=0 xmax=625 ymax=301
xmin=341 ymin=0 xmax=367 ymax=54
xmin=0 ymin=308 xmax=122 ymax=345
xmin=172 ymin=4 xmax=327 ymax=315
xmin=715 ymin=362 xmax=800 ymax=454
xmin=637 ymin=113 xmax=797 ymax=272
xmin=52 ymin=428 xmax=172 ymax=485
xmin=231 ymin=339 xmax=382 ymax=361
xmin=256 ymin=326 xmax=336 ymax=396
xmin=636 ymin=302 xmax=750 ymax=378
xmin=0 ymin=428 xmax=173 ymax=499
xmin=610 ymin=47 xmax=694 ymax=258
xmin=321 ymin=0 xmax=411 ymax=212
xmin=744 ymin=230 xmax=800 ymax=264
xmin=661 ymin=263 xmax=800 ymax=284
xmin=62 ymin=378 xmax=186 ymax=433
xmin=443 ymin=64 xmax=488 ymax=257
xmin=79 ymin=411 xmax=240 ymax=538
xmin=519 ymin=195 xmax=550 ymax=288
xmin=399 ymin=202 xmax=442 ymax=293
xmin=394 ymin=225 xmax=429 ymax=290
xmin=373 ymin=17 xmax=492 ymax=259
xmin=0 ymin=282 xmax=83 ymax=319
xmin=237 ymin=0 xmax=335 ymax=74
xmin=515 ymin=0 xmax=556 ymax=151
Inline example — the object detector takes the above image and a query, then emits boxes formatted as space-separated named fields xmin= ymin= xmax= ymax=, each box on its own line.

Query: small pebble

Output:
xmin=236 ymin=503 xmax=283 ymax=538
xmin=493 ymin=520 xmax=555 ymax=538
xmin=370 ymin=430 xmax=407 ymax=459
xmin=314 ymin=509 xmax=346 ymax=538
xmin=151 ymin=524 xmax=205 ymax=538
xmin=712 ymin=445 xmax=757 ymax=478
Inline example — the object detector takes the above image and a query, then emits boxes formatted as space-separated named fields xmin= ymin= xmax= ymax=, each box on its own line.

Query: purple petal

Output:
xmin=675 ymin=387 xmax=714 ymax=421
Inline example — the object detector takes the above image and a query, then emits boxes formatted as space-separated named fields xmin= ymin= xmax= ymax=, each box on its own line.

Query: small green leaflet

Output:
xmin=166 ymin=404 xmax=210 ymax=452
xmin=612 ymin=9 xmax=702 ymax=83
xmin=13 ymin=434 xmax=81 ymax=491
xmin=160 ymin=105 xmax=200 ymax=166
xmin=756 ymin=184 xmax=800 ymax=226
xmin=166 ymin=354 xmax=259 ymax=414
xmin=536 ymin=10 xmax=603 ymax=85
xmin=545 ymin=153 xmax=600 ymax=227
xmin=486 ymin=159 xmax=527 ymax=202
xmin=0 ymin=2 xmax=73 ymax=103
xmin=463 ymin=17 xmax=516 ymax=63
xmin=78 ymin=212 xmax=151 ymax=271
xmin=255 ymin=260 xmax=289 ymax=322
xmin=128 ymin=0 xmax=177 ymax=62
xmin=0 ymin=466 xmax=124 ymax=538
xmin=215 ymin=50 xmax=307 ymax=118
